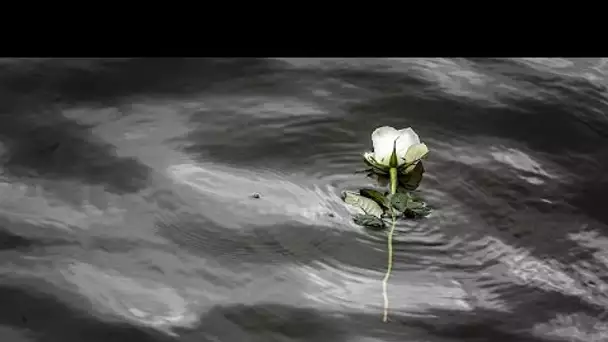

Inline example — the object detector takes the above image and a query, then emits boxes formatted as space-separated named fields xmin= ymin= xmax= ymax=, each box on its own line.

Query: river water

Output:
xmin=0 ymin=58 xmax=607 ymax=342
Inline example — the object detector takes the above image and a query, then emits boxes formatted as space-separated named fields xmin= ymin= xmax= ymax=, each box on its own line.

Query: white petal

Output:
xmin=394 ymin=128 xmax=420 ymax=165
xmin=371 ymin=126 xmax=400 ymax=166
xmin=404 ymin=143 xmax=429 ymax=164
xmin=363 ymin=152 xmax=389 ymax=173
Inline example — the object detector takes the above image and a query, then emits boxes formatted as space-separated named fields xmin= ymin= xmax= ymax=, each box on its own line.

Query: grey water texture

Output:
xmin=0 ymin=57 xmax=607 ymax=342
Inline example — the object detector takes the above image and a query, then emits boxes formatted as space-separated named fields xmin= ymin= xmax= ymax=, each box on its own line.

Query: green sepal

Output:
xmin=353 ymin=214 xmax=386 ymax=230
xmin=389 ymin=140 xmax=399 ymax=168
xmin=398 ymin=162 xmax=425 ymax=191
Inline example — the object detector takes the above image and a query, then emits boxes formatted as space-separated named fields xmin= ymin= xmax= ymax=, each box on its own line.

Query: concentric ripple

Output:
xmin=1 ymin=58 xmax=608 ymax=342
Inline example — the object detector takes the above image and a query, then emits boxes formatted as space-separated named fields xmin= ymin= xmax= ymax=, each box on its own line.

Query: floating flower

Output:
xmin=363 ymin=126 xmax=429 ymax=174
xmin=343 ymin=125 xmax=431 ymax=323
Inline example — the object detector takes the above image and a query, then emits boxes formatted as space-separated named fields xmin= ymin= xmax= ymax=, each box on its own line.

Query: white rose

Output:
xmin=363 ymin=126 xmax=428 ymax=172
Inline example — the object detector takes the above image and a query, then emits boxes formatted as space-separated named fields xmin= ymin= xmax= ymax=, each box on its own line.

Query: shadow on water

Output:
xmin=0 ymin=229 xmax=33 ymax=251
xmin=0 ymin=114 xmax=151 ymax=195
xmin=0 ymin=222 xmax=77 ymax=252
xmin=0 ymin=58 xmax=289 ymax=196
xmin=0 ymin=58 xmax=287 ymax=105
xmin=0 ymin=285 xmax=173 ymax=342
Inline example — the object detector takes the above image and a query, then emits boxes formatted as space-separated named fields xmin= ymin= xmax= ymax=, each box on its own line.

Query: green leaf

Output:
xmin=399 ymin=193 xmax=431 ymax=218
xmin=404 ymin=206 xmax=432 ymax=219
xmin=353 ymin=214 xmax=386 ymax=230
xmin=359 ymin=188 xmax=390 ymax=209
xmin=389 ymin=140 xmax=399 ymax=168
xmin=342 ymin=191 xmax=385 ymax=218
xmin=390 ymin=192 xmax=409 ymax=212
xmin=398 ymin=162 xmax=425 ymax=191
xmin=407 ymin=191 xmax=424 ymax=202
xmin=390 ymin=191 xmax=431 ymax=218
xmin=406 ymin=199 xmax=425 ymax=209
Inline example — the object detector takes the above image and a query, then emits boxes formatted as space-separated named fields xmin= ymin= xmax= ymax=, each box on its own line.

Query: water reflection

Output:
xmin=0 ymin=58 xmax=607 ymax=341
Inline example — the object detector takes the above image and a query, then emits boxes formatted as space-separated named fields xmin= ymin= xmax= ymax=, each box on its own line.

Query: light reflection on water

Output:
xmin=0 ymin=58 xmax=607 ymax=341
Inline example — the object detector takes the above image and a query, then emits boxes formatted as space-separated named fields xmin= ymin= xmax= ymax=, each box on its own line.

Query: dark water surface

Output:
xmin=1 ymin=58 xmax=608 ymax=342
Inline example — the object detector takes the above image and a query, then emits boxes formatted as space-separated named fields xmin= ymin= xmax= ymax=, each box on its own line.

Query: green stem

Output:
xmin=382 ymin=167 xmax=398 ymax=322
xmin=389 ymin=167 xmax=398 ymax=195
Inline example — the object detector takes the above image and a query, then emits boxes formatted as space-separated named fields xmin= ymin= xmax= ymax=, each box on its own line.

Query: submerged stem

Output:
xmin=383 ymin=167 xmax=398 ymax=322
xmin=382 ymin=209 xmax=396 ymax=322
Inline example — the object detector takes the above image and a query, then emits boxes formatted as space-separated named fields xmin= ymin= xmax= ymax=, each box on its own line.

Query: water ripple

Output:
xmin=1 ymin=57 xmax=608 ymax=342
